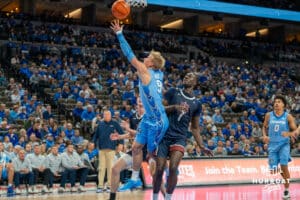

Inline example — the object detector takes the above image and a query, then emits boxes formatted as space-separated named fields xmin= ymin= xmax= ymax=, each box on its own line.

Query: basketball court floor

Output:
xmin=1 ymin=183 xmax=299 ymax=200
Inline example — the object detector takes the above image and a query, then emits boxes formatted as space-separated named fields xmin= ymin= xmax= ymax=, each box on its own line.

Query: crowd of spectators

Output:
xmin=2 ymin=13 xmax=300 ymax=63
xmin=0 ymin=11 xmax=299 ymax=196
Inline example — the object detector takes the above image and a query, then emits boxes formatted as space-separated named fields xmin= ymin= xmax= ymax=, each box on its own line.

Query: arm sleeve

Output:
xmin=116 ymin=31 xmax=135 ymax=62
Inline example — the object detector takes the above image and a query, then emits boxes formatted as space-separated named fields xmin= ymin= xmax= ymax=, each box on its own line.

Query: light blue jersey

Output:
xmin=0 ymin=152 xmax=11 ymax=179
xmin=139 ymin=69 xmax=166 ymax=123
xmin=136 ymin=69 xmax=169 ymax=152
xmin=268 ymin=111 xmax=289 ymax=143
xmin=0 ymin=152 xmax=11 ymax=165
xmin=268 ymin=111 xmax=291 ymax=169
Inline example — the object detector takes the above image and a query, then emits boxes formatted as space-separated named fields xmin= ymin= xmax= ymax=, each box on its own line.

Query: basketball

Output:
xmin=112 ymin=0 xmax=131 ymax=20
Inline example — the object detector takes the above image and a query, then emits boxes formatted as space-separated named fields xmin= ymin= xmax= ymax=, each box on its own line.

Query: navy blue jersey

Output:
xmin=127 ymin=113 xmax=148 ymax=161
xmin=164 ymin=88 xmax=201 ymax=140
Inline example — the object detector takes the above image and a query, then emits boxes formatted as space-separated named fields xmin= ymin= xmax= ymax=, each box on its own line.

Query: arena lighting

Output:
xmin=161 ymin=19 xmax=183 ymax=29
xmin=245 ymin=28 xmax=268 ymax=37
xmin=64 ymin=8 xmax=82 ymax=18
xmin=148 ymin=0 xmax=300 ymax=22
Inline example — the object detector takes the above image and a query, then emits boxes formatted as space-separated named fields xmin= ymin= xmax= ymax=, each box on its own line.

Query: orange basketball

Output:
xmin=112 ymin=0 xmax=131 ymax=20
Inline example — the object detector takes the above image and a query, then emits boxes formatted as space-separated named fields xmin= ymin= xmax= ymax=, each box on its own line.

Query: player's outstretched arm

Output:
xmin=110 ymin=19 xmax=150 ymax=85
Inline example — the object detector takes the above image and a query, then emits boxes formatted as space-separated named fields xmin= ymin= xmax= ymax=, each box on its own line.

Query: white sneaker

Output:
xmin=33 ymin=186 xmax=39 ymax=193
xmin=71 ymin=187 xmax=77 ymax=192
xmin=28 ymin=187 xmax=34 ymax=194
xmin=15 ymin=188 xmax=21 ymax=195
xmin=48 ymin=187 xmax=53 ymax=193
xmin=58 ymin=187 xmax=65 ymax=193
xmin=78 ymin=186 xmax=86 ymax=192
xmin=41 ymin=186 xmax=48 ymax=193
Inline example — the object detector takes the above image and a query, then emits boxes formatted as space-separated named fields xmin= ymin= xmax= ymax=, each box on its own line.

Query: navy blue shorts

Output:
xmin=156 ymin=136 xmax=186 ymax=158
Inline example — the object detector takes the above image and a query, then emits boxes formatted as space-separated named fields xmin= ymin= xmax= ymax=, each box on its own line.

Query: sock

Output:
xmin=131 ymin=170 xmax=140 ymax=180
xmin=153 ymin=193 xmax=159 ymax=200
xmin=165 ymin=193 xmax=172 ymax=200
xmin=110 ymin=193 xmax=116 ymax=200
xmin=284 ymin=188 xmax=289 ymax=192
xmin=8 ymin=184 xmax=12 ymax=187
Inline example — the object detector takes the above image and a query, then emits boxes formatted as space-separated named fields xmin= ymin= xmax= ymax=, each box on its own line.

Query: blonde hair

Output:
xmin=149 ymin=50 xmax=165 ymax=70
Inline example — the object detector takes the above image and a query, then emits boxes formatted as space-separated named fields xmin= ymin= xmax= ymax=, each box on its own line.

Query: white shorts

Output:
xmin=121 ymin=154 xmax=133 ymax=168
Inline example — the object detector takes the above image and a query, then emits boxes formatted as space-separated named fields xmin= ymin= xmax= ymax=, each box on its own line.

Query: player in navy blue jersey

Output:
xmin=152 ymin=73 xmax=213 ymax=200
xmin=263 ymin=95 xmax=298 ymax=200
xmin=111 ymin=19 xmax=169 ymax=191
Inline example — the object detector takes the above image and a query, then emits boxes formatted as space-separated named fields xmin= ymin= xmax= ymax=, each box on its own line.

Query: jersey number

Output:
xmin=156 ymin=80 xmax=162 ymax=93
xmin=274 ymin=124 xmax=279 ymax=132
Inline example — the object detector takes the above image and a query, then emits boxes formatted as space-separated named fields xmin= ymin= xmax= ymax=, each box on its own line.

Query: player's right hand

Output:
xmin=110 ymin=19 xmax=124 ymax=34
xmin=262 ymin=136 xmax=269 ymax=143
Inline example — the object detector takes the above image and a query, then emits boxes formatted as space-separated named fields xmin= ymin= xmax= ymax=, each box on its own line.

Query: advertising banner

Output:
xmin=141 ymin=157 xmax=300 ymax=187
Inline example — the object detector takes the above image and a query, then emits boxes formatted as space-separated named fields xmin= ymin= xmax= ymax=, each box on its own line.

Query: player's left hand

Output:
xmin=201 ymin=146 xmax=213 ymax=157
xmin=281 ymin=131 xmax=290 ymax=137
xmin=282 ymin=131 xmax=297 ymax=138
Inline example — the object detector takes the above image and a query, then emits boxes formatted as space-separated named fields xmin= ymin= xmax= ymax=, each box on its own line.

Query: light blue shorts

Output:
xmin=135 ymin=118 xmax=169 ymax=153
xmin=1 ymin=168 xmax=8 ymax=180
xmin=268 ymin=141 xmax=291 ymax=170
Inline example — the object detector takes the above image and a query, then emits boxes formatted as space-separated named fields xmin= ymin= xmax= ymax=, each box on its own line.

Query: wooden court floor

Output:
xmin=1 ymin=183 xmax=300 ymax=200
xmin=0 ymin=190 xmax=147 ymax=200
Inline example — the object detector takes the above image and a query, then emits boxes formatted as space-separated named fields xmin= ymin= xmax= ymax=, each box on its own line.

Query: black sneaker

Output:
xmin=283 ymin=190 xmax=290 ymax=199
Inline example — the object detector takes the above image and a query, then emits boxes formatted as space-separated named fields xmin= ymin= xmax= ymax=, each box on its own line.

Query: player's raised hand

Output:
xmin=110 ymin=19 xmax=123 ymax=33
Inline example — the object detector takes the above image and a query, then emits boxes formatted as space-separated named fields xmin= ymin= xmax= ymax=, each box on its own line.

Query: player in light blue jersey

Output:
xmin=0 ymin=142 xmax=15 ymax=196
xmin=110 ymin=20 xmax=169 ymax=191
xmin=262 ymin=95 xmax=298 ymax=200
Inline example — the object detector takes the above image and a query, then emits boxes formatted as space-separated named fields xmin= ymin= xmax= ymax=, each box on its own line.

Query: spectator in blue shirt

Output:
xmin=77 ymin=91 xmax=86 ymax=104
xmin=65 ymin=123 xmax=75 ymax=140
xmin=81 ymin=105 xmax=96 ymax=121
xmin=43 ymin=105 xmax=54 ymax=120
xmin=248 ymin=109 xmax=260 ymax=123
xmin=6 ymin=127 xmax=19 ymax=146
xmin=26 ymin=121 xmax=42 ymax=140
xmin=73 ymin=102 xmax=84 ymax=123
xmin=212 ymin=109 xmax=224 ymax=124
xmin=122 ymin=84 xmax=135 ymax=102
xmin=0 ymin=104 xmax=6 ymax=119
xmin=18 ymin=107 xmax=28 ymax=119
xmin=45 ymin=133 xmax=55 ymax=150
xmin=120 ymin=104 xmax=133 ymax=119
xmin=71 ymin=129 xmax=84 ymax=146
xmin=53 ymin=88 xmax=62 ymax=102
xmin=84 ymin=142 xmax=98 ymax=161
